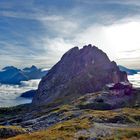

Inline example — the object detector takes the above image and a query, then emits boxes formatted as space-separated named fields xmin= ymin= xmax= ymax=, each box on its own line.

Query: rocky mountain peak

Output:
xmin=61 ymin=46 xmax=79 ymax=60
xmin=82 ymin=44 xmax=97 ymax=50
xmin=32 ymin=45 xmax=128 ymax=106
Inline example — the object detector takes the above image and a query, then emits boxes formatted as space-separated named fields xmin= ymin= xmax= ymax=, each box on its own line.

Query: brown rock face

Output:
xmin=32 ymin=44 xmax=128 ymax=106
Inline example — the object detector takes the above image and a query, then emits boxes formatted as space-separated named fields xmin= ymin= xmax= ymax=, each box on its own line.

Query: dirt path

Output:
xmin=75 ymin=122 xmax=140 ymax=139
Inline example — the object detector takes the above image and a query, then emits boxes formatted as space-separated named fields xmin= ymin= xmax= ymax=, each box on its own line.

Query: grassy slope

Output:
xmin=7 ymin=107 xmax=140 ymax=140
xmin=1 ymin=89 xmax=140 ymax=140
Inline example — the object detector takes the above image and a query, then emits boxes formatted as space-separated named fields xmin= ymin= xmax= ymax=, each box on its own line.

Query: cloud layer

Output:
xmin=0 ymin=79 xmax=40 ymax=107
xmin=128 ymin=73 xmax=140 ymax=88
xmin=0 ymin=0 xmax=140 ymax=69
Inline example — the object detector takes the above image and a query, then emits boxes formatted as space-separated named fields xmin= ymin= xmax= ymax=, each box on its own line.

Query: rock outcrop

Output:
xmin=32 ymin=44 xmax=128 ymax=106
xmin=20 ymin=90 xmax=36 ymax=98
xmin=0 ymin=126 xmax=26 ymax=139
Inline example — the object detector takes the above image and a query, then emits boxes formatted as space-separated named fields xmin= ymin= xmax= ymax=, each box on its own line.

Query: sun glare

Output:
xmin=104 ymin=22 xmax=140 ymax=59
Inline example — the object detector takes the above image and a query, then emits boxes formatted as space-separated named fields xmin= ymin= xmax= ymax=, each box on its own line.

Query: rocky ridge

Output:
xmin=33 ymin=44 xmax=128 ymax=106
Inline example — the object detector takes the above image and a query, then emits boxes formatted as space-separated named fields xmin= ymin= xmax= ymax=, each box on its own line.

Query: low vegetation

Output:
xmin=103 ymin=128 xmax=140 ymax=140
xmin=0 ymin=90 xmax=139 ymax=140
xmin=0 ymin=125 xmax=26 ymax=139
xmin=8 ymin=117 xmax=91 ymax=140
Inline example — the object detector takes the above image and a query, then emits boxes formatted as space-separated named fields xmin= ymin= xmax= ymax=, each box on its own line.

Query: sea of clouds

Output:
xmin=0 ymin=79 xmax=40 ymax=107
xmin=128 ymin=72 xmax=140 ymax=88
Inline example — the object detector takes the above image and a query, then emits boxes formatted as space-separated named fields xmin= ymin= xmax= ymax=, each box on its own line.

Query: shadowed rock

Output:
xmin=32 ymin=44 xmax=128 ymax=106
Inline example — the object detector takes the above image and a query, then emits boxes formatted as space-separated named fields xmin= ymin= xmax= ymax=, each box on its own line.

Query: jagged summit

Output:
xmin=32 ymin=44 xmax=128 ymax=106
xmin=61 ymin=44 xmax=104 ymax=59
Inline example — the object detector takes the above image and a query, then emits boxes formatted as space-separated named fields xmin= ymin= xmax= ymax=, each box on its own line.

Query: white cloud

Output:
xmin=20 ymin=79 xmax=40 ymax=88
xmin=107 ymin=0 xmax=140 ymax=6
xmin=40 ymin=15 xmax=79 ymax=37
xmin=0 ymin=79 xmax=40 ymax=107
xmin=31 ymin=19 xmax=140 ymax=69
xmin=1 ymin=0 xmax=140 ymax=69
xmin=0 ymin=10 xmax=63 ymax=22
xmin=76 ymin=0 xmax=140 ymax=7
xmin=72 ymin=21 xmax=140 ymax=68
xmin=39 ymin=37 xmax=74 ymax=68
xmin=2 ymin=18 xmax=140 ymax=69
xmin=128 ymin=73 xmax=140 ymax=88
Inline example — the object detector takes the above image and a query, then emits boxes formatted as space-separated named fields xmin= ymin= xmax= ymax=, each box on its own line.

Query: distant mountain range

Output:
xmin=0 ymin=65 xmax=48 ymax=85
xmin=118 ymin=65 xmax=140 ymax=75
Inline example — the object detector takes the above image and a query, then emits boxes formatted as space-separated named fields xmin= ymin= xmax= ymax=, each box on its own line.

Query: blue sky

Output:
xmin=0 ymin=0 xmax=140 ymax=69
